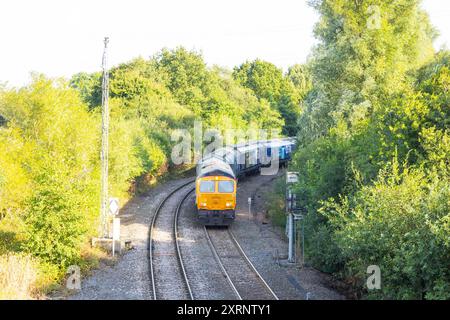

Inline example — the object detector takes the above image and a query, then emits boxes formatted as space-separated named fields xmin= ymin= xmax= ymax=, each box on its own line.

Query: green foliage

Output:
xmin=107 ymin=115 xmax=144 ymax=199
xmin=233 ymin=59 xmax=310 ymax=136
xmin=286 ymin=64 xmax=312 ymax=100
xmin=294 ymin=56 xmax=450 ymax=299
xmin=299 ymin=0 xmax=435 ymax=141
xmin=0 ymin=128 xmax=31 ymax=219
xmin=72 ymin=50 xmax=284 ymax=135
xmin=153 ymin=49 xmax=285 ymax=132
xmin=233 ymin=60 xmax=286 ymax=104
xmin=70 ymin=72 xmax=102 ymax=109
xmin=0 ymin=47 xmax=288 ymax=288
xmin=135 ymin=134 xmax=166 ymax=174
xmin=24 ymin=173 xmax=87 ymax=267
xmin=289 ymin=0 xmax=449 ymax=299
xmin=292 ymin=134 xmax=350 ymax=211
xmin=265 ymin=178 xmax=287 ymax=227
xmin=321 ymin=163 xmax=450 ymax=299
xmin=304 ymin=212 xmax=344 ymax=273
xmin=0 ymin=77 xmax=100 ymax=267
xmin=154 ymin=48 xmax=210 ymax=110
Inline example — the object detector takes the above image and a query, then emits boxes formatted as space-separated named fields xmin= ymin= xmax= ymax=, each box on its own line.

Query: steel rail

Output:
xmin=203 ymin=227 xmax=243 ymax=300
xmin=228 ymin=229 xmax=279 ymax=300
xmin=148 ymin=179 xmax=195 ymax=300
xmin=174 ymin=188 xmax=196 ymax=300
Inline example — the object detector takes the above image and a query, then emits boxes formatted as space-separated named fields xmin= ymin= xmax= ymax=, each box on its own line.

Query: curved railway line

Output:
xmin=149 ymin=180 xmax=195 ymax=300
xmin=149 ymin=179 xmax=279 ymax=300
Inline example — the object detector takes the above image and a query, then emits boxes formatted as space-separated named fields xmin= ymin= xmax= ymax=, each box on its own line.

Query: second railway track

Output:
xmin=204 ymin=227 xmax=279 ymax=300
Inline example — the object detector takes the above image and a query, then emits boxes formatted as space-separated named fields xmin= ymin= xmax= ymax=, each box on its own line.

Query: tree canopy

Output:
xmin=289 ymin=0 xmax=449 ymax=299
xmin=233 ymin=59 xmax=311 ymax=136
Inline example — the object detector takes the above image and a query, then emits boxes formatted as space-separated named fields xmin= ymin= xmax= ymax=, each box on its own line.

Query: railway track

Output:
xmin=149 ymin=180 xmax=195 ymax=300
xmin=149 ymin=179 xmax=278 ymax=300
xmin=204 ymin=226 xmax=279 ymax=300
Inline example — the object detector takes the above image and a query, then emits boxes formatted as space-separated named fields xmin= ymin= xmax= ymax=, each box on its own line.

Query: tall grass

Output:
xmin=0 ymin=253 xmax=37 ymax=300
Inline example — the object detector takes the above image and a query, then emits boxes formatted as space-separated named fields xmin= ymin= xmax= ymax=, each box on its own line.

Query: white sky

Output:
xmin=0 ymin=0 xmax=449 ymax=87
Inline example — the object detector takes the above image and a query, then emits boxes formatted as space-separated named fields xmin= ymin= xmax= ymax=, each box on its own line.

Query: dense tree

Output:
xmin=288 ymin=0 xmax=449 ymax=299
xmin=154 ymin=48 xmax=210 ymax=112
xmin=233 ymin=60 xmax=286 ymax=104
xmin=0 ymin=48 xmax=288 ymax=295
xmin=286 ymin=64 xmax=312 ymax=99
xmin=299 ymin=0 xmax=435 ymax=142
xmin=70 ymin=72 xmax=102 ymax=109
xmin=0 ymin=76 xmax=99 ymax=266
xmin=233 ymin=60 xmax=310 ymax=136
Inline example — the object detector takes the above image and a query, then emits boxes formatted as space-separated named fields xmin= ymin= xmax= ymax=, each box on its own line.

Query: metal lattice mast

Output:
xmin=100 ymin=37 xmax=110 ymax=238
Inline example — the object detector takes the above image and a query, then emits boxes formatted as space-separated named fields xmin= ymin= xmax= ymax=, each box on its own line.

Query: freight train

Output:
xmin=196 ymin=138 xmax=296 ymax=226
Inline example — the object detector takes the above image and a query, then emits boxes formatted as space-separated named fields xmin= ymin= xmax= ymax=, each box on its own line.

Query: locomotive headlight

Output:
xmin=226 ymin=202 xmax=233 ymax=207
xmin=200 ymin=202 xmax=207 ymax=207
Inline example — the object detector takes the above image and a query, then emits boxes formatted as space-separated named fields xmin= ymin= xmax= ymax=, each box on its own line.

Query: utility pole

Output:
xmin=100 ymin=37 xmax=110 ymax=238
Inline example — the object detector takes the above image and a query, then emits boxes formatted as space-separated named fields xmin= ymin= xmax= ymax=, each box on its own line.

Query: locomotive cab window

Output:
xmin=199 ymin=180 xmax=215 ymax=193
xmin=218 ymin=180 xmax=234 ymax=193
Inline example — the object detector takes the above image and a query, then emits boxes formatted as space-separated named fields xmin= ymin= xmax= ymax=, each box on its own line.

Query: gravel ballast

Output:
xmin=67 ymin=172 xmax=343 ymax=300
xmin=69 ymin=177 xmax=193 ymax=300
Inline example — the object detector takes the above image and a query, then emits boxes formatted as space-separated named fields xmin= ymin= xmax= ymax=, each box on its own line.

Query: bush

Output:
xmin=291 ymin=49 xmax=450 ymax=299
xmin=266 ymin=178 xmax=287 ymax=227
xmin=292 ymin=134 xmax=350 ymax=212
xmin=304 ymin=212 xmax=344 ymax=273
xmin=23 ymin=173 xmax=88 ymax=267
xmin=320 ymin=162 xmax=450 ymax=299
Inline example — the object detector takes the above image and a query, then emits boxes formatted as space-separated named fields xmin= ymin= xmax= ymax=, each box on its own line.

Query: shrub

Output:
xmin=320 ymin=162 xmax=450 ymax=299
xmin=23 ymin=173 xmax=88 ymax=267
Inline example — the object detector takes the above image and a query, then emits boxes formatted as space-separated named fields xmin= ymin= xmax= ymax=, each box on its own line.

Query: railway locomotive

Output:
xmin=196 ymin=138 xmax=296 ymax=226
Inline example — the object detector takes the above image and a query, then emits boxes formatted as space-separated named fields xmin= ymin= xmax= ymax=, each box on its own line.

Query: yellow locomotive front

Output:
xmin=196 ymin=157 xmax=237 ymax=226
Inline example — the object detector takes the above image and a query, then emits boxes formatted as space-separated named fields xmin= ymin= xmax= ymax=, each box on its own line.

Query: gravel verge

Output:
xmin=68 ymin=176 xmax=194 ymax=300
xmin=231 ymin=171 xmax=345 ymax=300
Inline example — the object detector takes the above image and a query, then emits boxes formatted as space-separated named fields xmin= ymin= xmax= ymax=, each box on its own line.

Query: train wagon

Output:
xmin=196 ymin=137 xmax=296 ymax=226
xmin=260 ymin=138 xmax=296 ymax=167
xmin=196 ymin=156 xmax=237 ymax=226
